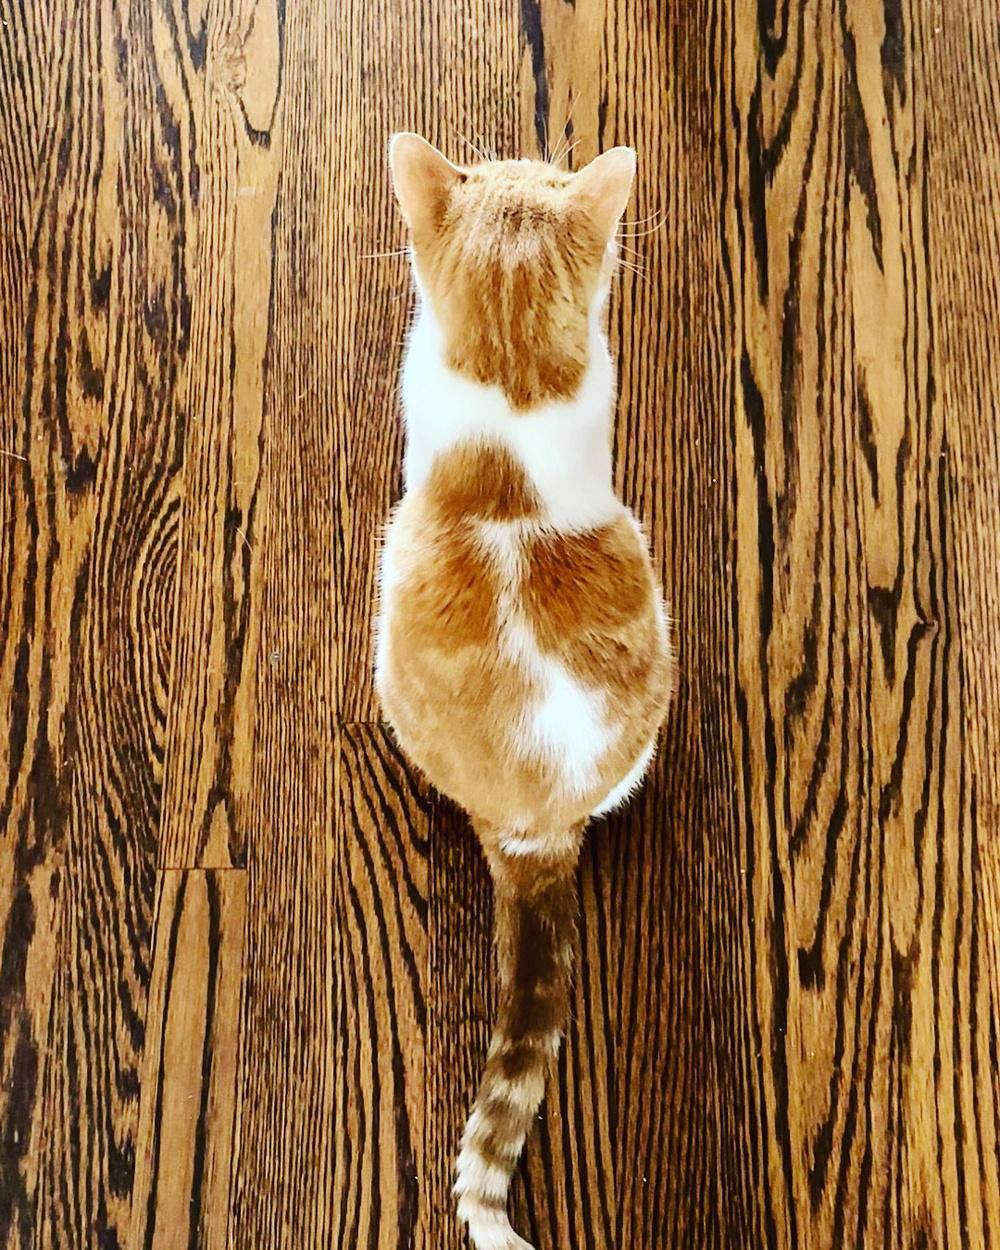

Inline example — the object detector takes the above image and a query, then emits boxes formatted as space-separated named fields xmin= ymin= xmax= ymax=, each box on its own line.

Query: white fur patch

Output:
xmin=477 ymin=520 xmax=523 ymax=586
xmin=476 ymin=522 xmax=615 ymax=798
xmin=401 ymin=294 xmax=621 ymax=532
xmin=591 ymin=737 xmax=657 ymax=817
xmin=475 ymin=1066 xmax=547 ymax=1115
xmin=456 ymin=1197 xmax=535 ymax=1250
xmin=454 ymin=1149 xmax=510 ymax=1202
xmin=461 ymin=1105 xmax=489 ymax=1142
xmin=528 ymin=658 xmax=614 ymax=796
xmin=498 ymin=828 xmax=578 ymax=858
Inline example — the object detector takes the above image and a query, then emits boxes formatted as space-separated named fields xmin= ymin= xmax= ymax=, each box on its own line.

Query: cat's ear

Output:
xmin=568 ymin=147 xmax=636 ymax=241
xmin=390 ymin=133 xmax=465 ymax=238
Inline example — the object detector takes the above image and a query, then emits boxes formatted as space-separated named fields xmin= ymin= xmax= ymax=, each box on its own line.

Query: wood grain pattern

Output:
xmin=423 ymin=799 xmax=495 ymax=1250
xmin=1 ymin=0 xmax=188 ymax=1244
xmin=2 ymin=0 xmax=999 ymax=1246
xmin=333 ymin=726 xmax=429 ymax=1248
xmin=156 ymin=0 xmax=282 ymax=871
xmin=129 ymin=869 xmax=246 ymax=1250
xmin=725 ymin=0 xmax=1000 ymax=1242
xmin=926 ymin=0 xmax=1000 ymax=1121
xmin=222 ymin=2 xmax=342 ymax=1241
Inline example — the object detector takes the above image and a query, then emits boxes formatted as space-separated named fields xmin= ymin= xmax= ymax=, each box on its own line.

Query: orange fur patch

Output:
xmin=378 ymin=447 xmax=672 ymax=834
xmin=424 ymin=442 xmax=541 ymax=522
xmin=411 ymin=162 xmax=611 ymax=411
xmin=524 ymin=517 xmax=671 ymax=792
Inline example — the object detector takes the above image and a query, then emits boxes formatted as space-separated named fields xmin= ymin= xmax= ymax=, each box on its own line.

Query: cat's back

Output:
xmin=375 ymin=440 xmax=671 ymax=830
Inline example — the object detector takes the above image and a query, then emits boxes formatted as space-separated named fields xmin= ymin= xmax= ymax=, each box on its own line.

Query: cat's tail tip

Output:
xmin=455 ymin=1188 xmax=535 ymax=1250
xmin=454 ymin=1130 xmax=537 ymax=1250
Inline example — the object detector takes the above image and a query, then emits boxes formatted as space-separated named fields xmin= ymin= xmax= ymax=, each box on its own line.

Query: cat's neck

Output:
xmin=400 ymin=299 xmax=621 ymax=531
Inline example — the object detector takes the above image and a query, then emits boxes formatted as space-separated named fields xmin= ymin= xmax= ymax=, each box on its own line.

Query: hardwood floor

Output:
xmin=2 ymin=0 xmax=999 ymax=1246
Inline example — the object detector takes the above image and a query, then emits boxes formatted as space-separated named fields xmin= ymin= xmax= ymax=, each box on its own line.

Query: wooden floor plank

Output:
xmin=222 ymin=2 xmax=344 ymax=1240
xmin=157 ymin=0 xmax=282 ymax=871
xmin=0 ymin=0 xmax=190 ymax=1244
xmin=722 ymin=0 xmax=1000 ymax=1244
xmin=129 ymin=870 xmax=246 ymax=1250
xmin=333 ymin=726 xmax=430 ymax=1249
xmin=421 ymin=799 xmax=496 ymax=1250
xmin=0 ymin=2 xmax=60 ymax=1240
xmin=925 ymin=0 xmax=1000 ymax=1241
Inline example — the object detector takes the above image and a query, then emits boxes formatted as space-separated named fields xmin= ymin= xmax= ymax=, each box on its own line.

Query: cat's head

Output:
xmin=389 ymin=134 xmax=635 ymax=411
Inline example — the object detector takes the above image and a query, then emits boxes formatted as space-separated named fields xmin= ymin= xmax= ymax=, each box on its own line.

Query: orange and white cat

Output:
xmin=375 ymin=133 xmax=673 ymax=1250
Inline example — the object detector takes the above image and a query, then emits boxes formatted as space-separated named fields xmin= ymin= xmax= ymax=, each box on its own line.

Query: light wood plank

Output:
xmin=130 ymin=870 xmax=247 ymax=1250
xmin=157 ymin=0 xmax=283 ymax=870
xmin=723 ymin=0 xmax=1000 ymax=1242
xmin=223 ymin=2 xmax=344 ymax=1240
xmin=0 ymin=0 xmax=191 ymax=1243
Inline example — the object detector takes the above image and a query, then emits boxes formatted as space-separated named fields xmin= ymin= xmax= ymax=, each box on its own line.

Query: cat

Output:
xmin=374 ymin=133 xmax=674 ymax=1250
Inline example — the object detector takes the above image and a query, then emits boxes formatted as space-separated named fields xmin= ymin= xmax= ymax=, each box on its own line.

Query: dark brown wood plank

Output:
xmin=0 ymin=7 xmax=57 ymax=1240
xmin=0 ymin=0 xmax=192 ymax=1244
xmin=422 ymin=800 xmax=495 ymax=1250
xmin=129 ymin=869 xmax=247 ymax=1250
xmin=722 ymin=0 xmax=1000 ymax=1244
xmin=157 ymin=0 xmax=282 ymax=871
xmin=333 ymin=726 xmax=429 ymax=1247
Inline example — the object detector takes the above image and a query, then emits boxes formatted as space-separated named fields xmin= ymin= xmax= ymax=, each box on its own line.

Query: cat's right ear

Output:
xmin=568 ymin=147 xmax=637 ymax=243
xmin=389 ymin=134 xmax=465 ymax=240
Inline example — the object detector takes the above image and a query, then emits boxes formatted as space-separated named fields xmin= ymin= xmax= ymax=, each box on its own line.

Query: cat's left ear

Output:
xmin=390 ymin=133 xmax=465 ymax=240
xmin=568 ymin=147 xmax=637 ymax=241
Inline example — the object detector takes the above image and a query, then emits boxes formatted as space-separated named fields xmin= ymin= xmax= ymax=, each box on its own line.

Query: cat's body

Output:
xmin=375 ymin=135 xmax=673 ymax=1250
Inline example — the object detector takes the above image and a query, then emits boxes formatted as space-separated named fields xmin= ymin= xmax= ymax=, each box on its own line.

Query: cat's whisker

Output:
xmin=553 ymin=136 xmax=582 ymax=168
xmin=361 ymin=248 xmax=410 ymax=259
xmin=617 ymin=216 xmax=669 ymax=239
xmin=549 ymin=94 xmax=581 ymax=167
xmin=476 ymin=130 xmax=499 ymax=162
xmin=445 ymin=119 xmax=491 ymax=163
xmin=620 ymin=208 xmax=666 ymax=227
xmin=557 ymin=95 xmax=582 ymax=163
xmin=617 ymin=260 xmax=649 ymax=284
xmin=616 ymin=249 xmax=647 ymax=266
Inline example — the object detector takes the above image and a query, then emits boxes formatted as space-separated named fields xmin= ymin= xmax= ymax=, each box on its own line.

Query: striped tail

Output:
xmin=455 ymin=837 xmax=579 ymax=1250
